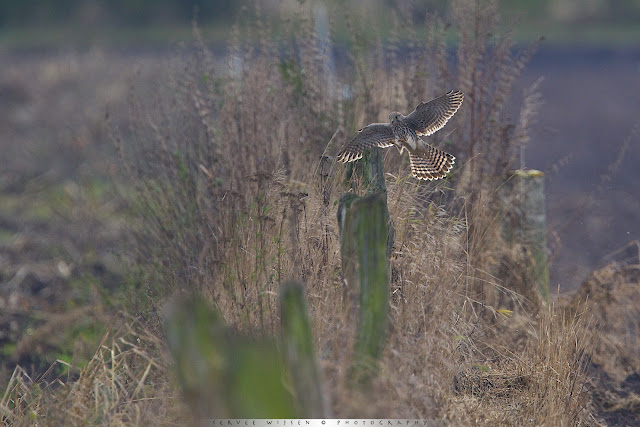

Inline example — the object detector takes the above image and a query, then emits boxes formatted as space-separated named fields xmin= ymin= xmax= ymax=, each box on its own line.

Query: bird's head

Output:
xmin=389 ymin=112 xmax=403 ymax=124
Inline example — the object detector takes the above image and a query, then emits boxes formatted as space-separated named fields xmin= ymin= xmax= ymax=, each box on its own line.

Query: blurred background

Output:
xmin=2 ymin=0 xmax=640 ymax=46
xmin=0 ymin=0 xmax=639 ymax=295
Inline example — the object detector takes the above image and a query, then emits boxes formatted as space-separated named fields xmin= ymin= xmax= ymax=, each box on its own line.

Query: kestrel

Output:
xmin=337 ymin=90 xmax=463 ymax=180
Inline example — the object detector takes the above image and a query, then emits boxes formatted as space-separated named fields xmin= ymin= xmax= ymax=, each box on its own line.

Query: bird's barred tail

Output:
xmin=408 ymin=145 xmax=455 ymax=180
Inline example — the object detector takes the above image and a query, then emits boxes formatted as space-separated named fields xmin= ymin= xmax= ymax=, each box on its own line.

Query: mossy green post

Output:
xmin=339 ymin=145 xmax=393 ymax=385
xmin=338 ymin=192 xmax=390 ymax=385
xmin=345 ymin=147 xmax=387 ymax=195
xmin=500 ymin=169 xmax=550 ymax=300
xmin=279 ymin=282 xmax=326 ymax=417
xmin=166 ymin=296 xmax=297 ymax=418
xmin=344 ymin=147 xmax=394 ymax=258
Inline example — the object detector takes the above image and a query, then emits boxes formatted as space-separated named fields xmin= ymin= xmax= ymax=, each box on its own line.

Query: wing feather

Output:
xmin=405 ymin=90 xmax=464 ymax=136
xmin=336 ymin=123 xmax=395 ymax=163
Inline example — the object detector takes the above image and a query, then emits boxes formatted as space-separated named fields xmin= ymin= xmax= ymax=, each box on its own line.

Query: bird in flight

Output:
xmin=336 ymin=90 xmax=463 ymax=180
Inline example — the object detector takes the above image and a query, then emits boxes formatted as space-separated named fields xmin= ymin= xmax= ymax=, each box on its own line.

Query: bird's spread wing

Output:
xmin=408 ymin=145 xmax=455 ymax=180
xmin=405 ymin=90 xmax=464 ymax=136
xmin=336 ymin=123 xmax=395 ymax=163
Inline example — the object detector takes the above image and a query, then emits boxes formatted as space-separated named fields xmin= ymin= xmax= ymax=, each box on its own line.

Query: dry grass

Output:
xmin=2 ymin=1 xmax=605 ymax=425
xmin=1 ymin=314 xmax=183 ymax=425
xmin=445 ymin=304 xmax=593 ymax=425
xmin=569 ymin=243 xmax=640 ymax=381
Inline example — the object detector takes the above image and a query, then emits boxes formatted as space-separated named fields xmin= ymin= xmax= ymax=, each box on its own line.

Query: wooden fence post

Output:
xmin=279 ymin=281 xmax=326 ymax=417
xmin=345 ymin=147 xmax=387 ymax=195
xmin=344 ymin=147 xmax=394 ymax=257
xmin=499 ymin=169 xmax=550 ymax=301
xmin=338 ymin=192 xmax=390 ymax=384
xmin=166 ymin=296 xmax=297 ymax=418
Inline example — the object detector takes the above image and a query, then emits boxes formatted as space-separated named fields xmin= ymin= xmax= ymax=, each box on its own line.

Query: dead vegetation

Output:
xmin=2 ymin=0 xmax=635 ymax=425
xmin=1 ymin=314 xmax=183 ymax=425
